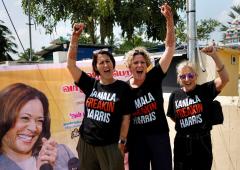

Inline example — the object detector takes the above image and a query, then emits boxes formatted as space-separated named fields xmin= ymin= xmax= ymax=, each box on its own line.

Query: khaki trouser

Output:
xmin=77 ymin=137 xmax=124 ymax=170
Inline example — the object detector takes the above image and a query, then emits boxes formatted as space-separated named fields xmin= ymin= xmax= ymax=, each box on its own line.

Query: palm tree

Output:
xmin=222 ymin=5 xmax=240 ymax=46
xmin=220 ymin=5 xmax=240 ymax=38
xmin=0 ymin=20 xmax=18 ymax=61
xmin=18 ymin=48 xmax=44 ymax=62
xmin=229 ymin=5 xmax=240 ymax=20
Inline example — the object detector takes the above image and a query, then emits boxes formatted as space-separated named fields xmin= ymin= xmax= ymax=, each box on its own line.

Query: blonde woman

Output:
xmin=125 ymin=3 xmax=175 ymax=170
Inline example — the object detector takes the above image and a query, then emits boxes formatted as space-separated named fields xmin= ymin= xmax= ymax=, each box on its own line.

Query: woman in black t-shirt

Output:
xmin=125 ymin=3 xmax=175 ymax=170
xmin=167 ymin=46 xmax=229 ymax=170
xmin=67 ymin=23 xmax=132 ymax=170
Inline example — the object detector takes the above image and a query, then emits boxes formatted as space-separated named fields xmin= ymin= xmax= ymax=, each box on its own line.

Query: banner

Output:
xmin=0 ymin=60 xmax=132 ymax=152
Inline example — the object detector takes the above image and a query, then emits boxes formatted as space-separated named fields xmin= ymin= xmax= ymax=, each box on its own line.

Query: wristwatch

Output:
xmin=118 ymin=138 xmax=127 ymax=145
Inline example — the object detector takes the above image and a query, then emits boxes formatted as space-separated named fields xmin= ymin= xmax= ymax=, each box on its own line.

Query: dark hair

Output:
xmin=92 ymin=50 xmax=116 ymax=76
xmin=0 ymin=83 xmax=51 ymax=156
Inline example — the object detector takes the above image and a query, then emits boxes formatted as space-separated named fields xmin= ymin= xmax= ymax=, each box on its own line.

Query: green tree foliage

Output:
xmin=175 ymin=18 xmax=186 ymax=43
xmin=114 ymin=0 xmax=184 ymax=41
xmin=18 ymin=48 xmax=44 ymax=62
xmin=21 ymin=0 xmax=115 ymax=44
xmin=0 ymin=20 xmax=17 ymax=61
xmin=197 ymin=19 xmax=221 ymax=41
xmin=21 ymin=0 xmax=184 ymax=44
xmin=175 ymin=17 xmax=220 ymax=43
xmin=220 ymin=5 xmax=240 ymax=33
xmin=114 ymin=29 xmax=159 ymax=54
xmin=229 ymin=5 xmax=240 ymax=20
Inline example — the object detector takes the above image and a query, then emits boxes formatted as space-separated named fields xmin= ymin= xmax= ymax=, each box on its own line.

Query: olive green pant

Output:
xmin=77 ymin=137 xmax=124 ymax=170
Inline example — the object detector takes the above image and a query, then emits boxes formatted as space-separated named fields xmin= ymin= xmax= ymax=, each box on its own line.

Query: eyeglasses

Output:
xmin=179 ymin=73 xmax=195 ymax=80
xmin=93 ymin=48 xmax=109 ymax=54
xmin=133 ymin=50 xmax=145 ymax=56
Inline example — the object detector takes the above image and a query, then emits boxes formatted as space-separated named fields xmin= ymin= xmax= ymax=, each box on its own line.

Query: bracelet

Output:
xmin=217 ymin=65 xmax=224 ymax=72
xmin=118 ymin=138 xmax=127 ymax=145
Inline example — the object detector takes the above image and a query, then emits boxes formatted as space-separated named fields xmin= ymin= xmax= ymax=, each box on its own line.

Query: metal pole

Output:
xmin=28 ymin=0 xmax=32 ymax=61
xmin=187 ymin=0 xmax=196 ymax=64
xmin=1 ymin=0 xmax=25 ymax=53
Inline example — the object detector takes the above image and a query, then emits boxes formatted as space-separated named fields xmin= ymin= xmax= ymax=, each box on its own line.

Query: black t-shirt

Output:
xmin=75 ymin=72 xmax=133 ymax=146
xmin=167 ymin=80 xmax=219 ymax=133
xmin=128 ymin=63 xmax=169 ymax=136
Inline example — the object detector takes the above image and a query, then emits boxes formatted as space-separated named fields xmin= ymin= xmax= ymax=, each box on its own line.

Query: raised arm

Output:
xmin=159 ymin=3 xmax=176 ymax=73
xmin=67 ymin=23 xmax=85 ymax=83
xmin=201 ymin=46 xmax=229 ymax=92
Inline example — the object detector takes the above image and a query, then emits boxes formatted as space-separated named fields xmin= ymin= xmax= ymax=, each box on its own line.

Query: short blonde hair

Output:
xmin=176 ymin=60 xmax=197 ymax=84
xmin=125 ymin=47 xmax=152 ymax=68
xmin=176 ymin=60 xmax=196 ymax=75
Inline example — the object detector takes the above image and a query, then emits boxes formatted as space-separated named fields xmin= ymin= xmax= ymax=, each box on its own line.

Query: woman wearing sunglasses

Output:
xmin=167 ymin=46 xmax=229 ymax=170
xmin=125 ymin=3 xmax=175 ymax=170
xmin=67 ymin=23 xmax=133 ymax=170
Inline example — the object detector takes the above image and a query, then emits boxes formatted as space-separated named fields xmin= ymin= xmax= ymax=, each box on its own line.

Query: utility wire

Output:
xmin=1 ymin=0 xmax=25 ymax=52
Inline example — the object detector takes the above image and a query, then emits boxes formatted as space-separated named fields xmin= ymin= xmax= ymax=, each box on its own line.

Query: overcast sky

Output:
xmin=0 ymin=0 xmax=240 ymax=58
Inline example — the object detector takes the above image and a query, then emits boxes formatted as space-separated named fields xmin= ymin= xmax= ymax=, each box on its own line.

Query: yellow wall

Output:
xmin=197 ymin=47 xmax=239 ymax=96
xmin=217 ymin=48 xmax=239 ymax=96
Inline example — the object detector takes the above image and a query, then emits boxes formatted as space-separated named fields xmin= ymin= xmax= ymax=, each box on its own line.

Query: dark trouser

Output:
xmin=128 ymin=132 xmax=172 ymax=170
xmin=77 ymin=137 xmax=124 ymax=170
xmin=174 ymin=132 xmax=213 ymax=170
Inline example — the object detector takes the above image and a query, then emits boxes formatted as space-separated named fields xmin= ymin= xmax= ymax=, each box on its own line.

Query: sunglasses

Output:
xmin=179 ymin=73 xmax=195 ymax=80
xmin=133 ymin=50 xmax=145 ymax=56
xmin=93 ymin=48 xmax=109 ymax=54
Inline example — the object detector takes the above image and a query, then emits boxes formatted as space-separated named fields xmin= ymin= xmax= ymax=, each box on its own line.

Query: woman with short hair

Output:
xmin=167 ymin=46 xmax=229 ymax=170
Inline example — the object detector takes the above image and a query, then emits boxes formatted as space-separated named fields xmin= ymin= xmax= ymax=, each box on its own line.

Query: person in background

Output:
xmin=67 ymin=23 xmax=133 ymax=170
xmin=167 ymin=46 xmax=229 ymax=170
xmin=0 ymin=83 xmax=75 ymax=170
xmin=125 ymin=3 xmax=175 ymax=170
